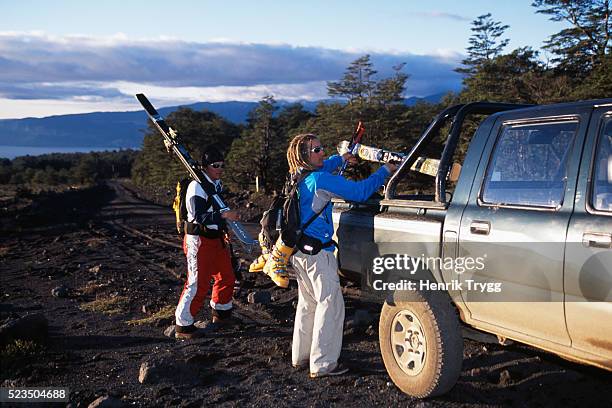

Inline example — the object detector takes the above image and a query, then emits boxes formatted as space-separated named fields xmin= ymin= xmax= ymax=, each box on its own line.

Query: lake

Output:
xmin=0 ymin=146 xmax=135 ymax=159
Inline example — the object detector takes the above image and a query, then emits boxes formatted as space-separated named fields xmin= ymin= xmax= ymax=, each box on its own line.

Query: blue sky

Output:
xmin=0 ymin=0 xmax=568 ymax=119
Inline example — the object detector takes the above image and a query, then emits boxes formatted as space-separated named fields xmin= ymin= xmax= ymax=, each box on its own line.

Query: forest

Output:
xmin=0 ymin=150 xmax=138 ymax=186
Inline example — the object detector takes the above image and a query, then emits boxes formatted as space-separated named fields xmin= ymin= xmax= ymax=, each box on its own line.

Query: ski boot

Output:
xmin=248 ymin=233 xmax=270 ymax=273
xmin=263 ymin=238 xmax=293 ymax=288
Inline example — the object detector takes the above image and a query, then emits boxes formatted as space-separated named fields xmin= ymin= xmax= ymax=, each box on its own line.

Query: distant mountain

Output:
xmin=0 ymin=102 xmax=258 ymax=149
xmin=404 ymin=92 xmax=449 ymax=106
xmin=0 ymin=94 xmax=446 ymax=148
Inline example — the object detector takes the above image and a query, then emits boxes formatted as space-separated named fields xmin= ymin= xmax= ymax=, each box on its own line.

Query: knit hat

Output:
xmin=201 ymin=145 xmax=224 ymax=166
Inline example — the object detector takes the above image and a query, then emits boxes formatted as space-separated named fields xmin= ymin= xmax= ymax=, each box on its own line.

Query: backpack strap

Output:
xmin=199 ymin=177 xmax=223 ymax=210
xmin=302 ymin=201 xmax=330 ymax=230
xmin=294 ymin=170 xmax=329 ymax=232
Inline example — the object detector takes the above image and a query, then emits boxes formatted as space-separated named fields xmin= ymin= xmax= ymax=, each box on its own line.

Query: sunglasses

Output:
xmin=209 ymin=162 xmax=225 ymax=169
xmin=310 ymin=145 xmax=325 ymax=154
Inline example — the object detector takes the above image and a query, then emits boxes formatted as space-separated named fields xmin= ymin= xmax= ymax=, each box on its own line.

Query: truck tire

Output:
xmin=379 ymin=289 xmax=463 ymax=398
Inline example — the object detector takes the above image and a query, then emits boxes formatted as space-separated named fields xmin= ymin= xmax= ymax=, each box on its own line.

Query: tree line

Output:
xmin=0 ymin=150 xmax=138 ymax=186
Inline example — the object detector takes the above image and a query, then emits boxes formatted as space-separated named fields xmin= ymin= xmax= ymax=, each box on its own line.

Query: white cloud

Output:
xmin=0 ymin=97 xmax=136 ymax=119
xmin=413 ymin=11 xmax=471 ymax=22
xmin=109 ymin=80 xmax=329 ymax=103
xmin=0 ymin=81 xmax=333 ymax=119
xmin=0 ymin=32 xmax=463 ymax=118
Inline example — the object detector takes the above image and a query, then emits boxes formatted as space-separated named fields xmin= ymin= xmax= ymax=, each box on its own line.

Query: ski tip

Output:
xmin=135 ymin=93 xmax=147 ymax=104
xmin=135 ymin=93 xmax=159 ymax=116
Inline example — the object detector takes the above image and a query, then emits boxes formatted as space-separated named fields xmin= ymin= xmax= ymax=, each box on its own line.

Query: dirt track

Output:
xmin=1 ymin=181 xmax=611 ymax=407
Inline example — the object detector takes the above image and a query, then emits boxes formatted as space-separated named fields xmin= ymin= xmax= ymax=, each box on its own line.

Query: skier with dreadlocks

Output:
xmin=271 ymin=133 xmax=397 ymax=377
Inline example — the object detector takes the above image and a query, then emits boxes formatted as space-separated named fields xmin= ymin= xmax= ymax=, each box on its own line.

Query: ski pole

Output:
xmin=339 ymin=121 xmax=365 ymax=176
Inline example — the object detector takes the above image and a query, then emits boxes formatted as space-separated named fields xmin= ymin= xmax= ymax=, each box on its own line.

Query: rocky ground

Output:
xmin=0 ymin=181 xmax=610 ymax=407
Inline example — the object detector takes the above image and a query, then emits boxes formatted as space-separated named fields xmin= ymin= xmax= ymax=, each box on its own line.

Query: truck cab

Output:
xmin=332 ymin=99 xmax=612 ymax=398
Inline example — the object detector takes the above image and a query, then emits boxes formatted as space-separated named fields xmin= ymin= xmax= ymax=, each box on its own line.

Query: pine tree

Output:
xmin=374 ymin=63 xmax=409 ymax=106
xmin=276 ymin=103 xmax=314 ymax=137
xmin=225 ymin=96 xmax=288 ymax=193
xmin=131 ymin=108 xmax=239 ymax=191
xmin=460 ymin=47 xmax=544 ymax=103
xmin=75 ymin=154 xmax=100 ymax=184
xmin=456 ymin=13 xmax=510 ymax=76
xmin=327 ymin=55 xmax=378 ymax=105
xmin=572 ymin=54 xmax=612 ymax=98
xmin=533 ymin=0 xmax=611 ymax=77
xmin=251 ymin=96 xmax=277 ymax=193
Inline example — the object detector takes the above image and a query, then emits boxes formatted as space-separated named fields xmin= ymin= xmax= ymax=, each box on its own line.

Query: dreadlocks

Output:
xmin=287 ymin=133 xmax=318 ymax=175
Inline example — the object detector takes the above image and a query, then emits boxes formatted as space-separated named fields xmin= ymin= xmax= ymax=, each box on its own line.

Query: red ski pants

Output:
xmin=175 ymin=234 xmax=235 ymax=327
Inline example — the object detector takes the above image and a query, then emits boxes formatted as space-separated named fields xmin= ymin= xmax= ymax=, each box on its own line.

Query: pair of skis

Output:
xmin=337 ymin=140 xmax=461 ymax=181
xmin=337 ymin=139 xmax=406 ymax=164
xmin=135 ymin=93 xmax=257 ymax=253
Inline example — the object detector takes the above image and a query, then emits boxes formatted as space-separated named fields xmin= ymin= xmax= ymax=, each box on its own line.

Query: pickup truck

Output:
xmin=332 ymin=99 xmax=612 ymax=398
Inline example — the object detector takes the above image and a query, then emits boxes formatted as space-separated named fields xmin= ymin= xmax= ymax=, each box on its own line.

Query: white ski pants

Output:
xmin=291 ymin=249 xmax=345 ymax=374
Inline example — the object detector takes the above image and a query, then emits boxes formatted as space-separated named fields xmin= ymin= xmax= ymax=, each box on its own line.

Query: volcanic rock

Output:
xmin=247 ymin=290 xmax=271 ymax=305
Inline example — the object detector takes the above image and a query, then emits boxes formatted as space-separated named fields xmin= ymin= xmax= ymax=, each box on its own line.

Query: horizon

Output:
xmin=1 ymin=1 xmax=569 ymax=119
xmin=0 ymin=93 xmax=446 ymax=122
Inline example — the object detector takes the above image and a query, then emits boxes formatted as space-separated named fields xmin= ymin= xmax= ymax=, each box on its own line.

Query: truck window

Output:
xmin=480 ymin=120 xmax=578 ymax=209
xmin=591 ymin=117 xmax=612 ymax=212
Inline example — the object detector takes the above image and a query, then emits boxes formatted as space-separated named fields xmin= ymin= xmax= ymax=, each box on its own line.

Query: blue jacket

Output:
xmin=299 ymin=154 xmax=391 ymax=250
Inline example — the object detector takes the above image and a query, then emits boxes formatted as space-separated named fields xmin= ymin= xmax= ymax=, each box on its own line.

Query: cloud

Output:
xmin=413 ymin=11 xmax=471 ymax=22
xmin=0 ymin=32 xmax=463 ymax=105
xmin=0 ymin=82 xmax=126 ymax=100
xmin=110 ymin=81 xmax=331 ymax=104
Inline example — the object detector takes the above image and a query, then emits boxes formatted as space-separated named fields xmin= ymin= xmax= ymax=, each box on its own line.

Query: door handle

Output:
xmin=470 ymin=220 xmax=490 ymax=235
xmin=582 ymin=232 xmax=612 ymax=249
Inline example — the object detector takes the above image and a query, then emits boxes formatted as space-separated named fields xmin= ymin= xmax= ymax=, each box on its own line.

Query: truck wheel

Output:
xmin=379 ymin=289 xmax=463 ymax=398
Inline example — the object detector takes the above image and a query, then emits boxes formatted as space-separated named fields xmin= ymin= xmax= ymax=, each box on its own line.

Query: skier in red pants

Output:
xmin=175 ymin=145 xmax=240 ymax=339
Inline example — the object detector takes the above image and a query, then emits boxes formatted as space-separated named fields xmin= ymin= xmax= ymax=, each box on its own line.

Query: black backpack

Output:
xmin=259 ymin=172 xmax=327 ymax=249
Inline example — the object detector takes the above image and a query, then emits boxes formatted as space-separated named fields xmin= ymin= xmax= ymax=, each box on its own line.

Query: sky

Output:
xmin=0 ymin=0 xmax=569 ymax=119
